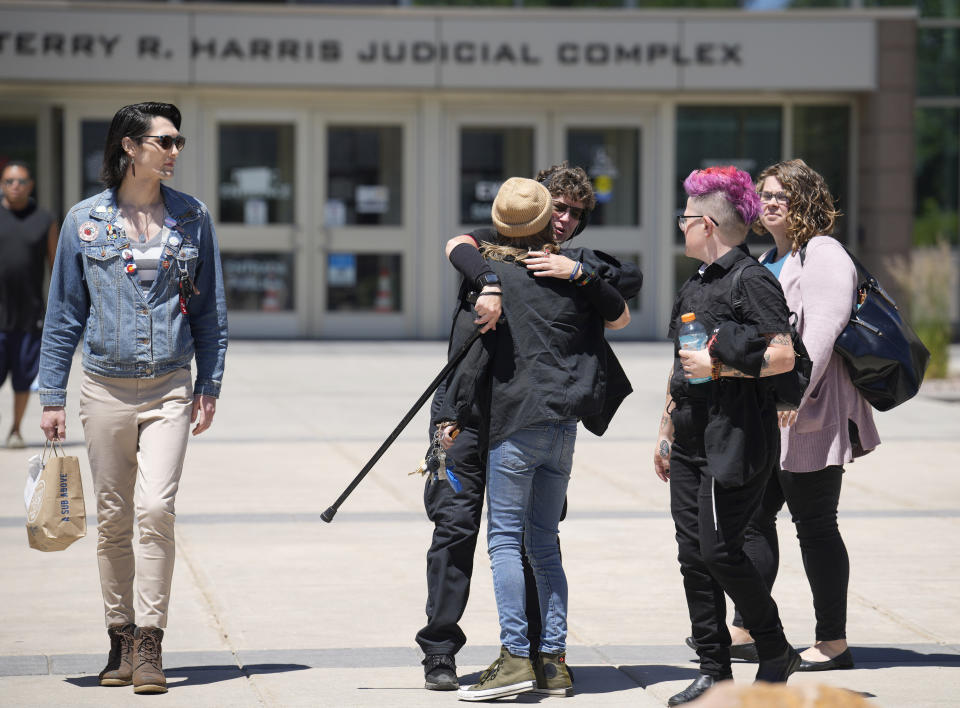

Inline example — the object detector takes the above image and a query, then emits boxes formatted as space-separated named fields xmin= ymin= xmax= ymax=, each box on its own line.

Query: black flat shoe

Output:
xmin=667 ymin=673 xmax=732 ymax=706
xmin=755 ymin=646 xmax=801 ymax=683
xmin=798 ymin=648 xmax=854 ymax=672
xmin=731 ymin=642 xmax=759 ymax=662
xmin=684 ymin=636 xmax=758 ymax=662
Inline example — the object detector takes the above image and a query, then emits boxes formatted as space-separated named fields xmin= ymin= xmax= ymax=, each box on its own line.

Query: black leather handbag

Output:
xmin=802 ymin=246 xmax=930 ymax=412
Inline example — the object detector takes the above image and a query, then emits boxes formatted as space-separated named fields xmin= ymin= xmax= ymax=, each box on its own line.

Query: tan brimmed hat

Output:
xmin=492 ymin=177 xmax=553 ymax=238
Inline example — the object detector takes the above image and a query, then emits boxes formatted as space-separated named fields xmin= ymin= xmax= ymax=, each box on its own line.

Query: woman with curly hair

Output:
xmin=726 ymin=159 xmax=880 ymax=672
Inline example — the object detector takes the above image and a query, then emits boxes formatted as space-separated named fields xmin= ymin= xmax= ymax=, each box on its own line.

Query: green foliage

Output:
xmin=914 ymin=321 xmax=951 ymax=378
xmin=913 ymin=198 xmax=959 ymax=246
xmin=887 ymin=242 xmax=955 ymax=378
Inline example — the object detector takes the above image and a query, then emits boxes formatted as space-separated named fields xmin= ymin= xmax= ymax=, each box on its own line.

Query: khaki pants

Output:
xmin=79 ymin=368 xmax=192 ymax=629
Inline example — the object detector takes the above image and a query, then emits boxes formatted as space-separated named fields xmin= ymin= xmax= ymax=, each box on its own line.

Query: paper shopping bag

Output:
xmin=25 ymin=442 xmax=86 ymax=552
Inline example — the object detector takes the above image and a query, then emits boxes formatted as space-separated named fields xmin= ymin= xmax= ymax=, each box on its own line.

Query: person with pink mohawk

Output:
xmin=654 ymin=166 xmax=800 ymax=704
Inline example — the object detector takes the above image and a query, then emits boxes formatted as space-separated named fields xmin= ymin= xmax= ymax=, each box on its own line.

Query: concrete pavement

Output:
xmin=1 ymin=341 xmax=958 ymax=707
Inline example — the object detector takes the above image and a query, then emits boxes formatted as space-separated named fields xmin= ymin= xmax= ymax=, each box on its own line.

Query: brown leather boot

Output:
xmin=132 ymin=626 xmax=167 ymax=694
xmin=98 ymin=623 xmax=136 ymax=686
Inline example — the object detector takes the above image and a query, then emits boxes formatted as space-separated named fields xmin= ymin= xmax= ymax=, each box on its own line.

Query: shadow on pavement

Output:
xmin=619 ymin=663 xmax=702 ymax=687
xmin=64 ymin=663 xmax=309 ymax=689
xmin=847 ymin=646 xmax=960 ymax=669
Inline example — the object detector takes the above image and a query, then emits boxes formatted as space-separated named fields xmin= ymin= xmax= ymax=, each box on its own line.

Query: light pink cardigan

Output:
xmin=776 ymin=236 xmax=880 ymax=473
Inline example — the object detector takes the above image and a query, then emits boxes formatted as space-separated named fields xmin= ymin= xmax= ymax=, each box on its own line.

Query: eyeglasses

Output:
xmin=759 ymin=191 xmax=789 ymax=205
xmin=2 ymin=178 xmax=30 ymax=187
xmin=553 ymin=201 xmax=585 ymax=221
xmin=139 ymin=134 xmax=186 ymax=151
xmin=677 ymin=214 xmax=716 ymax=230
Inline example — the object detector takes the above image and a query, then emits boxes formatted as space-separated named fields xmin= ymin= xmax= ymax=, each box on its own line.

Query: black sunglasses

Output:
xmin=139 ymin=134 xmax=186 ymax=151
xmin=677 ymin=214 xmax=718 ymax=230
xmin=553 ymin=201 xmax=585 ymax=220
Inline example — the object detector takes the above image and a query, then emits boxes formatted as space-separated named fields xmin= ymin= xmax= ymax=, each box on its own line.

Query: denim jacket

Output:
xmin=38 ymin=185 xmax=228 ymax=406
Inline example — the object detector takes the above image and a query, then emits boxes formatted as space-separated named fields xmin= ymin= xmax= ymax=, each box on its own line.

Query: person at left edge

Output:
xmin=38 ymin=102 xmax=228 ymax=696
xmin=0 ymin=160 xmax=58 ymax=448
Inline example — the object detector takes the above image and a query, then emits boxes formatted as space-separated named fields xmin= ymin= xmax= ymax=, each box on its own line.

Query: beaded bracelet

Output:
xmin=568 ymin=262 xmax=582 ymax=281
xmin=711 ymin=358 xmax=723 ymax=381
xmin=574 ymin=268 xmax=596 ymax=287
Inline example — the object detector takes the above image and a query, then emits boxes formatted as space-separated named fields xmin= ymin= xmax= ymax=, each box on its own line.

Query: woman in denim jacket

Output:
xmin=38 ymin=102 xmax=228 ymax=695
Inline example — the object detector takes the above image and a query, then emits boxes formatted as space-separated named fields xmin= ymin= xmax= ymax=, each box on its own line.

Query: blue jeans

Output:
xmin=486 ymin=420 xmax=577 ymax=657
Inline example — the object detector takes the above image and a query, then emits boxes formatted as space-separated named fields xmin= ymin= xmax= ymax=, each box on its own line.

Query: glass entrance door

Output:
xmin=207 ymin=107 xmax=307 ymax=338
xmin=312 ymin=109 xmax=418 ymax=338
xmin=441 ymin=108 xmax=656 ymax=338
xmin=556 ymin=112 xmax=658 ymax=338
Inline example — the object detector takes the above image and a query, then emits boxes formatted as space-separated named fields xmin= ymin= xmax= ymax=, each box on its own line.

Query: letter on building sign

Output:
xmin=43 ymin=34 xmax=65 ymax=56
xmin=696 ymin=44 xmax=714 ymax=65
xmin=647 ymin=43 xmax=669 ymax=63
xmin=722 ymin=44 xmax=742 ymax=65
xmin=557 ymin=42 xmax=577 ymax=64
xmin=358 ymin=41 xmax=376 ymax=62
xmin=139 ymin=36 xmax=162 ymax=59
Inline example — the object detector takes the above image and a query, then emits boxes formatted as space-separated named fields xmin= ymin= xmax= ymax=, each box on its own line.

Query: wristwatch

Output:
xmin=476 ymin=272 xmax=501 ymax=290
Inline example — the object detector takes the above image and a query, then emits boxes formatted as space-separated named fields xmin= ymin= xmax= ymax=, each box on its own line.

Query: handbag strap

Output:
xmin=42 ymin=439 xmax=65 ymax=463
xmin=798 ymin=241 xmax=895 ymax=310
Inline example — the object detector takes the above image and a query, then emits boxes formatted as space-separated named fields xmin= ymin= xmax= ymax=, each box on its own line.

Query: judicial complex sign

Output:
xmin=0 ymin=6 xmax=876 ymax=91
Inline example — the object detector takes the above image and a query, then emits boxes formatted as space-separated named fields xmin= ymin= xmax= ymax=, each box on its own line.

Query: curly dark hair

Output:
xmin=753 ymin=159 xmax=841 ymax=252
xmin=535 ymin=161 xmax=597 ymax=212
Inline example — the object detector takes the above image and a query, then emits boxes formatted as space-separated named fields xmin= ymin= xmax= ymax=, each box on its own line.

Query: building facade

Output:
xmin=0 ymin=0 xmax=917 ymax=339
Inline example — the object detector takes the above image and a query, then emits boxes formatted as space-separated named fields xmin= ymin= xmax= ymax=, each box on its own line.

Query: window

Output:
xmin=675 ymin=106 xmax=781 ymax=245
xmin=326 ymin=253 xmax=403 ymax=312
xmin=918 ymin=27 xmax=960 ymax=97
xmin=566 ymin=127 xmax=640 ymax=227
xmin=218 ymin=123 xmax=295 ymax=224
xmin=326 ymin=126 xmax=403 ymax=226
xmin=792 ymin=105 xmax=851 ymax=241
xmin=0 ymin=119 xmax=37 ymax=176
xmin=915 ymin=107 xmax=960 ymax=246
xmin=460 ymin=127 xmax=534 ymax=224
xmin=222 ymin=253 xmax=295 ymax=312
xmin=81 ymin=120 xmax=110 ymax=200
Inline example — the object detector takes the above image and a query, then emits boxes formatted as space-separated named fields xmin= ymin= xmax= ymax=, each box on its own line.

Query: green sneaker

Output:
xmin=533 ymin=651 xmax=574 ymax=696
xmin=457 ymin=646 xmax=536 ymax=702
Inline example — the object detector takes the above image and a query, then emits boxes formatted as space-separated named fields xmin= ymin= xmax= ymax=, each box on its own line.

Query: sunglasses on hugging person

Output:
xmin=553 ymin=200 xmax=585 ymax=220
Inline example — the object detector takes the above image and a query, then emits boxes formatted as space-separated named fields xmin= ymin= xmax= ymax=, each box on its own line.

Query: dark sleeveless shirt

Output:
xmin=0 ymin=200 xmax=54 ymax=332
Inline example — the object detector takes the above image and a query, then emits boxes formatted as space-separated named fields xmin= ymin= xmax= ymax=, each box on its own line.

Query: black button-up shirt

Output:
xmin=668 ymin=244 xmax=791 ymax=488
xmin=438 ymin=255 xmax=608 ymax=446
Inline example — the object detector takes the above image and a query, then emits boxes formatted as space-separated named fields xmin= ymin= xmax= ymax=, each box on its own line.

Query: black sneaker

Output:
xmin=424 ymin=654 xmax=459 ymax=691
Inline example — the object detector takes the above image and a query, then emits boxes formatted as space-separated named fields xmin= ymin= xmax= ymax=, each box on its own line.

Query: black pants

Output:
xmin=734 ymin=465 xmax=848 ymax=641
xmin=416 ymin=426 xmax=549 ymax=657
xmin=670 ymin=441 xmax=789 ymax=677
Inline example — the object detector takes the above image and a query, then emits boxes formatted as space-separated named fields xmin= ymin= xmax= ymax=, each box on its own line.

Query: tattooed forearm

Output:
xmin=658 ymin=440 xmax=670 ymax=458
xmin=761 ymin=352 xmax=771 ymax=370
xmin=769 ymin=333 xmax=792 ymax=346
xmin=720 ymin=364 xmax=747 ymax=378
xmin=660 ymin=413 xmax=669 ymax=431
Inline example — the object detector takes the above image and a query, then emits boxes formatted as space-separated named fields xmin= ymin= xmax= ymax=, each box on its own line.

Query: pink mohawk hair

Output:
xmin=683 ymin=166 xmax=762 ymax=226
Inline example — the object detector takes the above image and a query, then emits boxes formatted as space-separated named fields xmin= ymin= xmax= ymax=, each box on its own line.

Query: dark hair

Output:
xmin=1 ymin=160 xmax=33 ymax=180
xmin=100 ymin=102 xmax=182 ymax=190
xmin=535 ymin=161 xmax=597 ymax=212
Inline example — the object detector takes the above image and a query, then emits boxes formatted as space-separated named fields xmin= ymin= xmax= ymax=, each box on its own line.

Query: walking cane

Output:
xmin=320 ymin=325 xmax=485 ymax=523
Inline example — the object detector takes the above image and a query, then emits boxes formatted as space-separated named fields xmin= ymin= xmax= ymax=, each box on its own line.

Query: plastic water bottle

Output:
xmin=678 ymin=312 xmax=711 ymax=384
